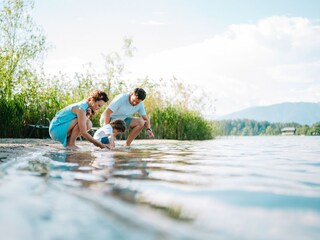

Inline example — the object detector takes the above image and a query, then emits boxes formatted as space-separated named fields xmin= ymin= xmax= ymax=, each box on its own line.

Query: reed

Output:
xmin=0 ymin=95 xmax=24 ymax=137
xmin=151 ymin=106 xmax=214 ymax=140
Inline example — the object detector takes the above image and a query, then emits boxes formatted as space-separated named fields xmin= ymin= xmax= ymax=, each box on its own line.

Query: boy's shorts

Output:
xmin=101 ymin=137 xmax=110 ymax=144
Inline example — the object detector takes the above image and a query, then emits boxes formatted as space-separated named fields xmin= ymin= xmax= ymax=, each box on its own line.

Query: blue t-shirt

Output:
xmin=100 ymin=93 xmax=146 ymax=126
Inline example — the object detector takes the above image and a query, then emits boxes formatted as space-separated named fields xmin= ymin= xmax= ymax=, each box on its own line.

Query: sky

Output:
xmin=32 ymin=0 xmax=320 ymax=116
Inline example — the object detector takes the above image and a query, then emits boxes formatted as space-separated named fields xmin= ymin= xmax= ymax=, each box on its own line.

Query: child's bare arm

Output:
xmin=108 ymin=135 xmax=115 ymax=149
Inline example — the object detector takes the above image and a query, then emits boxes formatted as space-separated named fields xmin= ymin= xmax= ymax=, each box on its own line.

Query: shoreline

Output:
xmin=0 ymin=138 xmax=182 ymax=162
xmin=0 ymin=138 xmax=60 ymax=162
xmin=1 ymin=135 xmax=316 ymax=162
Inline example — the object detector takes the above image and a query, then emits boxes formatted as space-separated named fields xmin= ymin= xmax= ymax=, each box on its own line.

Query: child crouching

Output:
xmin=93 ymin=119 xmax=126 ymax=149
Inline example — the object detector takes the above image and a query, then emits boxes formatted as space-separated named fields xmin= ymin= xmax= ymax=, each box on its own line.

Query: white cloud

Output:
xmin=130 ymin=20 xmax=167 ymax=26
xmin=152 ymin=11 xmax=167 ymax=16
xmin=128 ymin=16 xmax=320 ymax=115
xmin=139 ymin=20 xmax=166 ymax=25
xmin=269 ymin=61 xmax=320 ymax=83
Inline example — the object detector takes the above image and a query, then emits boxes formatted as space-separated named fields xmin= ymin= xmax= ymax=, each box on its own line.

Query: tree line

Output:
xmin=215 ymin=119 xmax=320 ymax=136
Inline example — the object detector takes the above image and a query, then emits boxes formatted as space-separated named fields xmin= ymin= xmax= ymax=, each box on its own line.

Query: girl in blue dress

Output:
xmin=49 ymin=89 xmax=109 ymax=149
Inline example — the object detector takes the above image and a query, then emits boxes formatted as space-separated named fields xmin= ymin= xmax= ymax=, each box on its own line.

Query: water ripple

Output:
xmin=1 ymin=136 xmax=320 ymax=240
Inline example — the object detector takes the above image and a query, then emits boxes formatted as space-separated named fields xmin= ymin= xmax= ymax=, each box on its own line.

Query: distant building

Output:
xmin=281 ymin=127 xmax=296 ymax=135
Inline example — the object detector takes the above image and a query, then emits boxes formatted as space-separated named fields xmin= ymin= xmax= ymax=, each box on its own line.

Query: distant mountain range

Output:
xmin=217 ymin=102 xmax=320 ymax=125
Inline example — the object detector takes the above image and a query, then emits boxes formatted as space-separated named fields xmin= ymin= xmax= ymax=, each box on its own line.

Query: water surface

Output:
xmin=1 ymin=136 xmax=320 ymax=239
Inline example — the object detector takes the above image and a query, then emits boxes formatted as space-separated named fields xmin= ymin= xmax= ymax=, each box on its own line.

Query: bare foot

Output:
xmin=67 ymin=145 xmax=79 ymax=150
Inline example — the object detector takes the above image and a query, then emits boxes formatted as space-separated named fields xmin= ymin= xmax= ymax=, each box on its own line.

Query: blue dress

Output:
xmin=49 ymin=100 xmax=89 ymax=147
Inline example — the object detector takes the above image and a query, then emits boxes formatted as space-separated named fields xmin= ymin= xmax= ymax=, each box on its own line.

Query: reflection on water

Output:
xmin=1 ymin=136 xmax=320 ymax=240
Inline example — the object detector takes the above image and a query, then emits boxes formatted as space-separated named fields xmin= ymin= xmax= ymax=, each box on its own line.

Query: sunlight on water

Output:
xmin=0 ymin=136 xmax=320 ymax=239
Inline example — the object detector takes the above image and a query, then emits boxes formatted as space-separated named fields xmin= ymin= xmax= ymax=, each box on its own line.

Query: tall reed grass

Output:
xmin=151 ymin=106 xmax=214 ymax=140
xmin=0 ymin=90 xmax=215 ymax=140
xmin=0 ymin=96 xmax=24 ymax=137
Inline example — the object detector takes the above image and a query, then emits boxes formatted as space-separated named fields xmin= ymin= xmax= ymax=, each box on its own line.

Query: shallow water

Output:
xmin=1 ymin=136 xmax=320 ymax=240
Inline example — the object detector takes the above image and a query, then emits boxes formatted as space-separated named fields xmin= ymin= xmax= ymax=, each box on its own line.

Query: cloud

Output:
xmin=131 ymin=20 xmax=166 ymax=26
xmin=152 ymin=11 xmax=167 ymax=16
xmin=128 ymin=16 xmax=320 ymax=115
xmin=140 ymin=20 xmax=166 ymax=25
xmin=269 ymin=61 xmax=320 ymax=84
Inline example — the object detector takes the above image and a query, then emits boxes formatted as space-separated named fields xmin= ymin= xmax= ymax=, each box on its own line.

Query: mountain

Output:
xmin=219 ymin=102 xmax=320 ymax=125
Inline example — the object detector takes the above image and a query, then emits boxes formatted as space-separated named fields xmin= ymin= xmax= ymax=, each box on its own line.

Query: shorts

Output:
xmin=101 ymin=137 xmax=110 ymax=144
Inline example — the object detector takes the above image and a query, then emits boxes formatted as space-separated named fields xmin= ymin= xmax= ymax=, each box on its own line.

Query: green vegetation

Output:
xmin=0 ymin=0 xmax=46 ymax=137
xmin=0 ymin=0 xmax=214 ymax=140
xmin=215 ymin=119 xmax=320 ymax=136
xmin=152 ymin=106 xmax=215 ymax=140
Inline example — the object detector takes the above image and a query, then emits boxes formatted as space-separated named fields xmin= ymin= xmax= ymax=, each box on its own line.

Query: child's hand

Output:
xmin=100 ymin=144 xmax=111 ymax=149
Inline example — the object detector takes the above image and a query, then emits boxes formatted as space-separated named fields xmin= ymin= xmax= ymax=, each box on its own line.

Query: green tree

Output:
xmin=0 ymin=0 xmax=46 ymax=99
xmin=296 ymin=125 xmax=309 ymax=135
xmin=309 ymin=122 xmax=320 ymax=135
xmin=0 ymin=0 xmax=47 ymax=137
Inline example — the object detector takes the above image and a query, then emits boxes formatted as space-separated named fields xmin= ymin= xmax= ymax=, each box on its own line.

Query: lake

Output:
xmin=0 ymin=136 xmax=320 ymax=240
